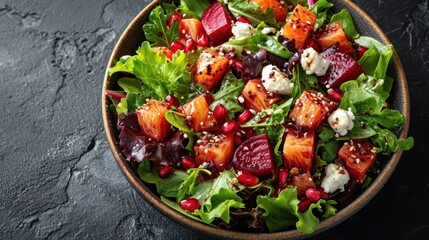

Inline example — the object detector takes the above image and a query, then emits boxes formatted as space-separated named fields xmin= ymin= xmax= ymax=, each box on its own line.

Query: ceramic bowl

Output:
xmin=102 ymin=0 xmax=410 ymax=238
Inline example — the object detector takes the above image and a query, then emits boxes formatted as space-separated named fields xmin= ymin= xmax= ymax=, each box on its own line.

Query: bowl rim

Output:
xmin=101 ymin=0 xmax=410 ymax=239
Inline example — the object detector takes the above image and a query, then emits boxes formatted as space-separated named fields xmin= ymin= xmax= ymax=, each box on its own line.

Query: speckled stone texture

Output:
xmin=0 ymin=0 xmax=427 ymax=239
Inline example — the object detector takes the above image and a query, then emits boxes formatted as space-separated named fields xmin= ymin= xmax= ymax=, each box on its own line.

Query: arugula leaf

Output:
xmin=177 ymin=167 xmax=211 ymax=202
xmin=330 ymin=9 xmax=359 ymax=38
xmin=227 ymin=0 xmax=277 ymax=27
xmin=310 ymin=0 xmax=334 ymax=31
xmin=143 ymin=5 xmax=180 ymax=47
xmin=109 ymin=41 xmax=195 ymax=104
xmin=176 ymin=0 xmax=211 ymax=19
xmin=257 ymin=186 xmax=337 ymax=234
xmin=225 ymin=33 xmax=293 ymax=59
xmin=137 ymin=158 xmax=188 ymax=198
xmin=210 ymin=72 xmax=245 ymax=118
xmin=164 ymin=110 xmax=196 ymax=152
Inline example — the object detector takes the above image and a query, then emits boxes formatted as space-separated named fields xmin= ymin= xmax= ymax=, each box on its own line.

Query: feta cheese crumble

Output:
xmin=231 ymin=21 xmax=254 ymax=40
xmin=328 ymin=107 xmax=355 ymax=136
xmin=321 ymin=163 xmax=350 ymax=193
xmin=300 ymin=47 xmax=330 ymax=76
xmin=261 ymin=27 xmax=276 ymax=35
xmin=261 ymin=64 xmax=292 ymax=95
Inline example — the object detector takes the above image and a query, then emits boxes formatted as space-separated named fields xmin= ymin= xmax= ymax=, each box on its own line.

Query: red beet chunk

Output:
xmin=319 ymin=45 xmax=363 ymax=88
xmin=201 ymin=1 xmax=234 ymax=46
xmin=232 ymin=134 xmax=275 ymax=178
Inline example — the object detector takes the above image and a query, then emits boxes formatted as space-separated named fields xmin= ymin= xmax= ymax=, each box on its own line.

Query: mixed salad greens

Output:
xmin=106 ymin=0 xmax=414 ymax=234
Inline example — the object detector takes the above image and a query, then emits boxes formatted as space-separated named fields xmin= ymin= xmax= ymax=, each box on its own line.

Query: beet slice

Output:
xmin=319 ymin=45 xmax=363 ymax=88
xmin=201 ymin=1 xmax=234 ymax=46
xmin=232 ymin=134 xmax=275 ymax=178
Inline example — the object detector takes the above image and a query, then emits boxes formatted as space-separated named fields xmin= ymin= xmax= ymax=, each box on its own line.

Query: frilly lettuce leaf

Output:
xmin=109 ymin=41 xmax=195 ymax=104
xmin=193 ymin=169 xmax=245 ymax=224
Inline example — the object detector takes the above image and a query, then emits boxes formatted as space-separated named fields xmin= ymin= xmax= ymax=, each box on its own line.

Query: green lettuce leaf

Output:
xmin=175 ymin=0 xmax=211 ymax=19
xmin=227 ymin=0 xmax=277 ymax=27
xmin=137 ymin=158 xmax=188 ymax=198
xmin=193 ymin=169 xmax=245 ymax=224
xmin=177 ymin=167 xmax=211 ymax=202
xmin=330 ymin=9 xmax=359 ymax=38
xmin=355 ymin=36 xmax=394 ymax=80
xmin=310 ymin=0 xmax=334 ymax=31
xmin=257 ymin=186 xmax=337 ymax=233
xmin=143 ymin=5 xmax=180 ymax=47
xmin=109 ymin=41 xmax=195 ymax=104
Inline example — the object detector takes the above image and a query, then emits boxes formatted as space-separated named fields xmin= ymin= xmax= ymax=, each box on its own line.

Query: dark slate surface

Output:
xmin=0 ymin=0 xmax=427 ymax=239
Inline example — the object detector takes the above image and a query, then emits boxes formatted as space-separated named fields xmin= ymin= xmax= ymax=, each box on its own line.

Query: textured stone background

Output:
xmin=0 ymin=0 xmax=427 ymax=239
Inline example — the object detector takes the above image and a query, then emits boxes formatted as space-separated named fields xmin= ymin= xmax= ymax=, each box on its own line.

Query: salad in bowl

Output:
xmin=104 ymin=0 xmax=414 ymax=235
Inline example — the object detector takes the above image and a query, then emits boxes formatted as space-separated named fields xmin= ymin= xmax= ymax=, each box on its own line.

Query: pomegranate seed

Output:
xmin=298 ymin=198 xmax=312 ymax=212
xmin=213 ymin=104 xmax=228 ymax=124
xmin=326 ymin=88 xmax=343 ymax=102
xmin=180 ymin=198 xmax=200 ymax=212
xmin=185 ymin=38 xmax=197 ymax=53
xmin=237 ymin=170 xmax=259 ymax=187
xmin=276 ymin=167 xmax=289 ymax=186
xmin=196 ymin=31 xmax=209 ymax=47
xmin=158 ymin=165 xmax=174 ymax=178
xmin=165 ymin=95 xmax=179 ymax=107
xmin=236 ymin=16 xmax=252 ymax=25
xmin=181 ymin=155 xmax=196 ymax=169
xmin=202 ymin=92 xmax=213 ymax=104
xmin=167 ymin=12 xmax=182 ymax=29
xmin=305 ymin=188 xmax=321 ymax=202
xmin=221 ymin=120 xmax=239 ymax=135
xmin=355 ymin=45 xmax=368 ymax=60
xmin=319 ymin=189 xmax=330 ymax=200
xmin=170 ymin=41 xmax=185 ymax=53
xmin=237 ymin=110 xmax=252 ymax=125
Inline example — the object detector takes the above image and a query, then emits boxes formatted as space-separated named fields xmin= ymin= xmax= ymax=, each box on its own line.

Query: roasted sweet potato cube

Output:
xmin=289 ymin=90 xmax=336 ymax=129
xmin=136 ymin=99 xmax=171 ymax=141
